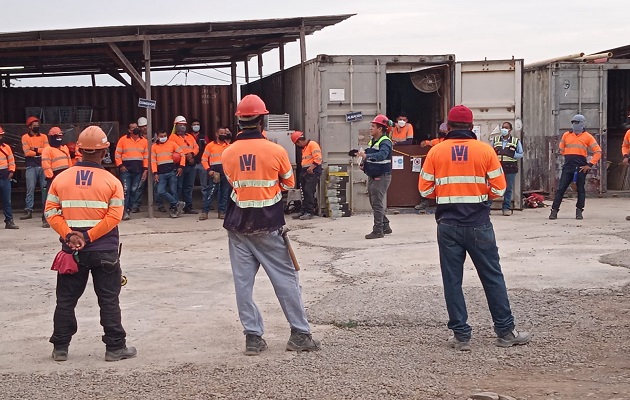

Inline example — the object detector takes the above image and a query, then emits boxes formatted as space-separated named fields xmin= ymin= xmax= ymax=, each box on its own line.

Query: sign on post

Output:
xmin=345 ymin=111 xmax=363 ymax=122
xmin=138 ymin=98 xmax=156 ymax=109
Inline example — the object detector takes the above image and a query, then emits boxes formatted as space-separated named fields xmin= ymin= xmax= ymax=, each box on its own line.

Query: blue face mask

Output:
xmin=571 ymin=122 xmax=585 ymax=134
xmin=500 ymin=128 xmax=510 ymax=137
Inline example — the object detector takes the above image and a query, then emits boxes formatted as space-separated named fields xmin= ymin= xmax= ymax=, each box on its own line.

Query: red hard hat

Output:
xmin=371 ymin=114 xmax=389 ymax=128
xmin=291 ymin=131 xmax=305 ymax=144
xmin=26 ymin=116 xmax=40 ymax=126
xmin=172 ymin=151 xmax=181 ymax=164
xmin=235 ymin=94 xmax=269 ymax=117
xmin=48 ymin=126 xmax=63 ymax=136
xmin=448 ymin=105 xmax=473 ymax=124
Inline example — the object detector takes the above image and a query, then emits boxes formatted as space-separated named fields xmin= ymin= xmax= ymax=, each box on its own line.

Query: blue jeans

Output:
xmin=0 ymin=178 xmax=14 ymax=222
xmin=195 ymin=164 xmax=209 ymax=205
xmin=25 ymin=165 xmax=47 ymax=211
xmin=552 ymin=167 xmax=586 ymax=210
xmin=177 ymin=164 xmax=196 ymax=209
xmin=119 ymin=170 xmax=143 ymax=211
xmin=202 ymin=173 xmax=231 ymax=214
xmin=502 ymin=173 xmax=516 ymax=210
xmin=157 ymin=171 xmax=178 ymax=207
xmin=437 ymin=222 xmax=515 ymax=340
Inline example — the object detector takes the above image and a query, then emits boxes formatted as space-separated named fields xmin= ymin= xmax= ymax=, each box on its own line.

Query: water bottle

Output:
xmin=573 ymin=170 xmax=578 ymax=184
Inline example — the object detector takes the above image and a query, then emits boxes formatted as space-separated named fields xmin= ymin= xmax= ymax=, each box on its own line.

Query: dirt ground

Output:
xmin=2 ymin=197 xmax=630 ymax=400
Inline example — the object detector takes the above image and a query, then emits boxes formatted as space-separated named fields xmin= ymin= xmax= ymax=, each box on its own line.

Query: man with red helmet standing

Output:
xmin=357 ymin=114 xmax=393 ymax=239
xmin=291 ymin=131 xmax=322 ymax=220
xmin=222 ymin=94 xmax=320 ymax=356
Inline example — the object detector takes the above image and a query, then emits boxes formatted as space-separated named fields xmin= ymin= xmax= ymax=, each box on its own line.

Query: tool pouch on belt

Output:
xmin=51 ymin=250 xmax=79 ymax=274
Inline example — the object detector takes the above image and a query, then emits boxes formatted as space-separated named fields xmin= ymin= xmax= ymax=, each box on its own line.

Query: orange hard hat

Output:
xmin=26 ymin=116 xmax=40 ymax=126
xmin=172 ymin=151 xmax=181 ymax=164
xmin=76 ymin=126 xmax=109 ymax=150
xmin=291 ymin=131 xmax=305 ymax=144
xmin=48 ymin=126 xmax=63 ymax=136
xmin=235 ymin=94 xmax=269 ymax=117
xmin=371 ymin=114 xmax=389 ymax=128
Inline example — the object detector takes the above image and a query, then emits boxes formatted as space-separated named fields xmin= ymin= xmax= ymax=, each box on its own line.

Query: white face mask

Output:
xmin=500 ymin=128 xmax=510 ymax=136
xmin=158 ymin=137 xmax=167 ymax=143
xmin=397 ymin=120 xmax=406 ymax=128
xmin=192 ymin=125 xmax=200 ymax=133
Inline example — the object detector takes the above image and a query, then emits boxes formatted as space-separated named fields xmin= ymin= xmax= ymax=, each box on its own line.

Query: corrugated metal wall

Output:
xmin=0 ymin=85 xmax=234 ymax=139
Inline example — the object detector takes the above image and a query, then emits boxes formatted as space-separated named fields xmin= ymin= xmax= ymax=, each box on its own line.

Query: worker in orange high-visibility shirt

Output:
xmin=115 ymin=121 xmax=149 ymax=220
xmin=41 ymin=127 xmax=72 ymax=228
xmin=391 ymin=113 xmax=414 ymax=145
xmin=549 ymin=114 xmax=602 ymax=220
xmin=199 ymin=127 xmax=232 ymax=220
xmin=421 ymin=122 xmax=449 ymax=148
xmin=419 ymin=105 xmax=530 ymax=351
xmin=169 ymin=115 xmax=199 ymax=214
xmin=0 ymin=126 xmax=18 ymax=229
xmin=222 ymin=94 xmax=320 ymax=356
xmin=291 ymin=131 xmax=323 ymax=220
xmin=151 ymin=128 xmax=185 ymax=218
xmin=622 ymin=127 xmax=630 ymax=220
xmin=21 ymin=116 xmax=49 ymax=222
xmin=44 ymin=125 xmax=136 ymax=363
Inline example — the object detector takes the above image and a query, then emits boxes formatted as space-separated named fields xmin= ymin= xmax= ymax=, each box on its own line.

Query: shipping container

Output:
xmin=523 ymin=60 xmax=630 ymax=196
xmin=243 ymin=55 xmax=525 ymax=212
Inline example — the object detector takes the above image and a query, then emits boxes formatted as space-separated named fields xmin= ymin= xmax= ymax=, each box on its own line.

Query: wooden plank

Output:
xmin=107 ymin=43 xmax=145 ymax=89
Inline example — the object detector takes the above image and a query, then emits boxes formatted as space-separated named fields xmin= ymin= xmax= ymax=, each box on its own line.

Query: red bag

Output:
xmin=51 ymin=250 xmax=79 ymax=274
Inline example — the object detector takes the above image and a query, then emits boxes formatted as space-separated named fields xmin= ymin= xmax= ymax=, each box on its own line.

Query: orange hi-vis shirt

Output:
xmin=392 ymin=124 xmax=414 ymax=142
xmin=0 ymin=143 xmax=16 ymax=179
xmin=559 ymin=131 xmax=602 ymax=165
xmin=419 ymin=138 xmax=506 ymax=204
xmin=41 ymin=145 xmax=72 ymax=179
xmin=426 ymin=138 xmax=445 ymax=147
xmin=621 ymin=129 xmax=630 ymax=157
xmin=114 ymin=135 xmax=149 ymax=172
xmin=201 ymin=141 xmax=229 ymax=170
xmin=221 ymin=130 xmax=294 ymax=234
xmin=301 ymin=140 xmax=323 ymax=168
xmin=168 ymin=133 xmax=199 ymax=159
xmin=45 ymin=162 xmax=124 ymax=251
xmin=22 ymin=133 xmax=49 ymax=167
xmin=151 ymin=141 xmax=185 ymax=174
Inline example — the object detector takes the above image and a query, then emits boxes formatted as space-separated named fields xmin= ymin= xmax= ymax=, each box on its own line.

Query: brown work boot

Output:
xmin=198 ymin=212 xmax=208 ymax=221
xmin=5 ymin=220 xmax=19 ymax=229
xmin=286 ymin=331 xmax=321 ymax=352
xmin=218 ymin=212 xmax=225 ymax=219
xmin=20 ymin=210 xmax=32 ymax=220
xmin=365 ymin=231 xmax=384 ymax=239
xmin=448 ymin=336 xmax=471 ymax=352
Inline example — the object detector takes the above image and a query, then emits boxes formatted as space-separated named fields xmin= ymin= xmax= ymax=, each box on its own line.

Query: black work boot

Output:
xmin=105 ymin=346 xmax=137 ymax=362
xmin=244 ymin=334 xmax=268 ymax=356
xmin=5 ymin=220 xmax=19 ymax=229
xmin=20 ymin=210 xmax=32 ymax=220
xmin=365 ymin=230 xmax=384 ymax=239
xmin=576 ymin=208 xmax=584 ymax=220
xmin=286 ymin=331 xmax=321 ymax=352
xmin=52 ymin=346 xmax=68 ymax=361
xmin=383 ymin=224 xmax=393 ymax=234
xmin=42 ymin=216 xmax=50 ymax=228
xmin=549 ymin=209 xmax=558 ymax=220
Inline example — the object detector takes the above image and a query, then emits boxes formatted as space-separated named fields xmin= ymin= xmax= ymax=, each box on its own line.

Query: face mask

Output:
xmin=397 ymin=120 xmax=406 ymax=128
xmin=572 ymin=122 xmax=585 ymax=134
xmin=176 ymin=125 xmax=187 ymax=134
xmin=31 ymin=126 xmax=40 ymax=134
xmin=225 ymin=134 xmax=232 ymax=140
xmin=500 ymin=128 xmax=510 ymax=137
xmin=158 ymin=137 xmax=168 ymax=143
xmin=50 ymin=136 xmax=64 ymax=147
xmin=218 ymin=135 xmax=227 ymax=141
xmin=192 ymin=125 xmax=200 ymax=133
xmin=132 ymin=128 xmax=141 ymax=135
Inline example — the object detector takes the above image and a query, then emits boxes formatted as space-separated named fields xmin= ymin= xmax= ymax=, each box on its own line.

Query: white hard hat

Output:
xmin=173 ymin=115 xmax=187 ymax=124
xmin=137 ymin=117 xmax=147 ymax=127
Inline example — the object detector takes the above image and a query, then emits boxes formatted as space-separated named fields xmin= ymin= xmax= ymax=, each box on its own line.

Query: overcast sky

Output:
xmin=2 ymin=0 xmax=627 ymax=87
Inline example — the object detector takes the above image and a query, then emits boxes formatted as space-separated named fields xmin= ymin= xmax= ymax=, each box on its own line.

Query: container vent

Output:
xmin=266 ymin=114 xmax=290 ymax=131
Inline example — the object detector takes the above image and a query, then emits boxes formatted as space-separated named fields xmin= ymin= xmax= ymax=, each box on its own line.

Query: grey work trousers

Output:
xmin=227 ymin=229 xmax=311 ymax=336
xmin=367 ymin=174 xmax=392 ymax=233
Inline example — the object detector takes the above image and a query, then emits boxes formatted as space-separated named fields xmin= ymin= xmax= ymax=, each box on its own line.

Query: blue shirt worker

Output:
xmin=493 ymin=121 xmax=523 ymax=215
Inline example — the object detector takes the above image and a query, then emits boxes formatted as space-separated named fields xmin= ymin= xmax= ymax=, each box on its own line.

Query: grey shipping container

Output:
xmin=523 ymin=60 xmax=630 ymax=196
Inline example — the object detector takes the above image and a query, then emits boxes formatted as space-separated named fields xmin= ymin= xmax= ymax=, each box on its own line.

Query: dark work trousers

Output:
xmin=50 ymin=251 xmax=127 ymax=350
xmin=300 ymin=171 xmax=320 ymax=215
xmin=552 ymin=167 xmax=587 ymax=210
xmin=367 ymin=174 xmax=392 ymax=233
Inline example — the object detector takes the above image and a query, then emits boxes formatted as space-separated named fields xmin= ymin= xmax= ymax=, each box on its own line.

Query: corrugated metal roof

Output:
xmin=0 ymin=15 xmax=354 ymax=77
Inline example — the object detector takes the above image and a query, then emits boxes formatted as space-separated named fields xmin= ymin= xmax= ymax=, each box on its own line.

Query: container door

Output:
xmin=455 ymin=59 xmax=524 ymax=209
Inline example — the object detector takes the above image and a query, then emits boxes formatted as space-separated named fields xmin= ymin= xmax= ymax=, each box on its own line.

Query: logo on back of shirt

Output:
xmin=239 ymin=154 xmax=256 ymax=171
xmin=75 ymin=170 xmax=94 ymax=187
xmin=451 ymin=145 xmax=468 ymax=162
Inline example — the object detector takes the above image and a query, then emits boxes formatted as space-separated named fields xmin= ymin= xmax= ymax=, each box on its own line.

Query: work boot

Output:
xmin=365 ymin=230 xmax=384 ymax=239
xmin=626 ymin=216 xmax=630 ymax=221
xmin=576 ymin=208 xmax=584 ymax=220
xmin=52 ymin=346 xmax=68 ymax=362
xmin=42 ymin=219 xmax=50 ymax=228
xmin=122 ymin=211 xmax=131 ymax=221
xmin=244 ymin=334 xmax=267 ymax=356
xmin=131 ymin=207 xmax=140 ymax=213
xmin=286 ymin=331 xmax=321 ymax=352
xmin=292 ymin=213 xmax=304 ymax=220
xmin=217 ymin=212 xmax=225 ymax=220
xmin=20 ymin=210 xmax=33 ymax=220
xmin=502 ymin=209 xmax=511 ymax=216
xmin=183 ymin=207 xmax=199 ymax=215
xmin=5 ymin=220 xmax=19 ymax=229
xmin=549 ymin=209 xmax=558 ymax=220
xmin=383 ymin=225 xmax=393 ymax=234
xmin=175 ymin=201 xmax=186 ymax=217
xmin=448 ymin=336 xmax=471 ymax=352
xmin=198 ymin=212 xmax=208 ymax=221
xmin=496 ymin=329 xmax=531 ymax=348
xmin=105 ymin=346 xmax=137 ymax=362
xmin=169 ymin=207 xmax=178 ymax=218
xmin=299 ymin=213 xmax=313 ymax=220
